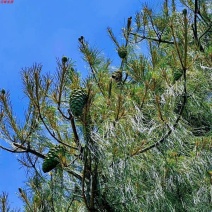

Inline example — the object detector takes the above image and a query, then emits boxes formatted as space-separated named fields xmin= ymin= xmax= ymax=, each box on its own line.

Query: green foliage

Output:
xmin=0 ymin=192 xmax=20 ymax=212
xmin=0 ymin=0 xmax=212 ymax=211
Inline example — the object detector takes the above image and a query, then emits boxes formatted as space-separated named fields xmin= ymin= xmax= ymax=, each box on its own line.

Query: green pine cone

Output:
xmin=182 ymin=9 xmax=187 ymax=16
xmin=173 ymin=70 xmax=183 ymax=82
xmin=42 ymin=157 xmax=59 ymax=173
xmin=42 ymin=145 xmax=65 ymax=173
xmin=69 ymin=89 xmax=88 ymax=117
xmin=1 ymin=89 xmax=5 ymax=95
xmin=118 ymin=46 xmax=127 ymax=59
xmin=62 ymin=56 xmax=68 ymax=63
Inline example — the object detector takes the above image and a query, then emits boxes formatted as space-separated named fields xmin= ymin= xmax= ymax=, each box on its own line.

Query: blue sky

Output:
xmin=0 ymin=0 xmax=162 ymax=209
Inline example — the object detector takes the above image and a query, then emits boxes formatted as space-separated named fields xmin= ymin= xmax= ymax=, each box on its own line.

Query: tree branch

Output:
xmin=12 ymin=143 xmax=45 ymax=159
xmin=130 ymin=33 xmax=174 ymax=44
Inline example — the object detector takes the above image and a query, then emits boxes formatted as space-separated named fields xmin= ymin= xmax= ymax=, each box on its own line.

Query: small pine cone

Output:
xmin=118 ymin=46 xmax=127 ymax=59
xmin=112 ymin=70 xmax=122 ymax=82
xmin=69 ymin=89 xmax=88 ymax=117
xmin=42 ymin=145 xmax=65 ymax=173
xmin=62 ymin=56 xmax=68 ymax=63
xmin=173 ymin=70 xmax=183 ymax=82
xmin=1 ymin=89 xmax=5 ymax=95
xmin=182 ymin=9 xmax=187 ymax=16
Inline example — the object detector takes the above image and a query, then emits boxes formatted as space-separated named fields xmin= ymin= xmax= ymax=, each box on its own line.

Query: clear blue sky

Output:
xmin=0 ymin=0 xmax=162 ymax=209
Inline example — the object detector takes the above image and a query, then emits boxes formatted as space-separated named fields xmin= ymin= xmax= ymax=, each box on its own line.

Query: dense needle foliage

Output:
xmin=0 ymin=0 xmax=212 ymax=211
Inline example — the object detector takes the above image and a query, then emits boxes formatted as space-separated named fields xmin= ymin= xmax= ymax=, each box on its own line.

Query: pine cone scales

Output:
xmin=42 ymin=145 xmax=65 ymax=173
xmin=69 ymin=89 xmax=88 ymax=117
xmin=173 ymin=69 xmax=183 ymax=82
xmin=112 ymin=70 xmax=122 ymax=82
xmin=118 ymin=46 xmax=127 ymax=59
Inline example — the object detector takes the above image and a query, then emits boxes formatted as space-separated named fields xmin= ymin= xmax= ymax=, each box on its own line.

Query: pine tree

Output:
xmin=0 ymin=0 xmax=211 ymax=211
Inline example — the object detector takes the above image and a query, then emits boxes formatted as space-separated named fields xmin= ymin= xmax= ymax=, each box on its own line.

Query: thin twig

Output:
xmin=12 ymin=143 xmax=45 ymax=159
xmin=79 ymin=37 xmax=105 ymax=97
xmin=130 ymin=33 xmax=174 ymax=44
xmin=0 ymin=144 xmax=26 ymax=154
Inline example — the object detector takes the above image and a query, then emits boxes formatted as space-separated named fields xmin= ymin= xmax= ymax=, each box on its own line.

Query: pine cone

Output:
xmin=42 ymin=145 xmax=65 ymax=173
xmin=69 ymin=89 xmax=88 ymax=117
xmin=118 ymin=46 xmax=127 ymax=59
xmin=62 ymin=56 xmax=68 ymax=63
xmin=1 ymin=89 xmax=5 ymax=95
xmin=173 ymin=69 xmax=183 ymax=82
xmin=112 ymin=70 xmax=122 ymax=83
